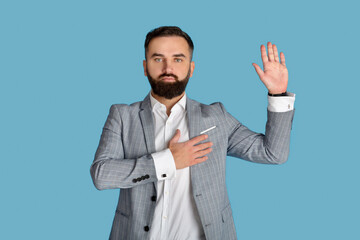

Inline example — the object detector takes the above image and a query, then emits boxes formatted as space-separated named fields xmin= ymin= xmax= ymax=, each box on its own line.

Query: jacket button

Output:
xmin=151 ymin=196 xmax=156 ymax=201
xmin=137 ymin=177 xmax=142 ymax=182
xmin=141 ymin=176 xmax=146 ymax=180
xmin=144 ymin=226 xmax=150 ymax=232
xmin=145 ymin=174 xmax=150 ymax=179
xmin=132 ymin=179 xmax=137 ymax=183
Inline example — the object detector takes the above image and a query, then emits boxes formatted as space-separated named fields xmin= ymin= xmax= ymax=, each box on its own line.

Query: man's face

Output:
xmin=143 ymin=36 xmax=195 ymax=99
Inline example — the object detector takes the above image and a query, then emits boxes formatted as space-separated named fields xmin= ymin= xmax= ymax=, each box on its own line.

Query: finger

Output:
xmin=260 ymin=45 xmax=268 ymax=64
xmin=252 ymin=63 xmax=264 ymax=79
xmin=280 ymin=52 xmax=286 ymax=66
xmin=190 ymin=156 xmax=208 ymax=166
xmin=194 ymin=147 xmax=212 ymax=158
xmin=267 ymin=42 xmax=274 ymax=61
xmin=169 ymin=129 xmax=181 ymax=145
xmin=189 ymin=134 xmax=208 ymax=145
xmin=273 ymin=44 xmax=279 ymax=62
xmin=193 ymin=142 xmax=213 ymax=152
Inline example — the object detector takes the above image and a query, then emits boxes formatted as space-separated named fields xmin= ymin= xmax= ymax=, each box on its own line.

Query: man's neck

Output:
xmin=150 ymin=91 xmax=185 ymax=116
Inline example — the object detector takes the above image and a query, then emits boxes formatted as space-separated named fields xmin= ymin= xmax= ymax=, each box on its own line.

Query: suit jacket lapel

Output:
xmin=187 ymin=97 xmax=203 ymax=193
xmin=186 ymin=97 xmax=202 ymax=139
xmin=139 ymin=94 xmax=155 ymax=153
xmin=139 ymin=94 xmax=157 ymax=192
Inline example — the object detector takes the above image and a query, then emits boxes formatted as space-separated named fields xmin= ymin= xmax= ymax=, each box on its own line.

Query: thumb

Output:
xmin=169 ymin=129 xmax=181 ymax=145
xmin=252 ymin=63 xmax=265 ymax=80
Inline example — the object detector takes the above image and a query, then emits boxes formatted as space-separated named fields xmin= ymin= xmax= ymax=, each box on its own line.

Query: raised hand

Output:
xmin=168 ymin=129 xmax=213 ymax=169
xmin=252 ymin=42 xmax=288 ymax=94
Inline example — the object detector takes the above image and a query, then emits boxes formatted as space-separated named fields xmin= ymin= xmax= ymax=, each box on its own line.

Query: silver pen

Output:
xmin=200 ymin=126 xmax=216 ymax=134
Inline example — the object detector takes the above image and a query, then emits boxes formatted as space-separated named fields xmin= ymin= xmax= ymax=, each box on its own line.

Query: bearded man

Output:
xmin=91 ymin=26 xmax=295 ymax=240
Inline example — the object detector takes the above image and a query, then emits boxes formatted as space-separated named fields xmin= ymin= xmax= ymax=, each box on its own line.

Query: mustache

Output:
xmin=159 ymin=73 xmax=179 ymax=81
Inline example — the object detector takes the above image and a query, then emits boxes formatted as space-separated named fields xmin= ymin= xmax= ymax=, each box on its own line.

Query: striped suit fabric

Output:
xmin=90 ymin=94 xmax=294 ymax=240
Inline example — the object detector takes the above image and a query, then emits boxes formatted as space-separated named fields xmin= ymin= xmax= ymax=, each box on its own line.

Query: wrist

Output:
xmin=268 ymin=91 xmax=287 ymax=97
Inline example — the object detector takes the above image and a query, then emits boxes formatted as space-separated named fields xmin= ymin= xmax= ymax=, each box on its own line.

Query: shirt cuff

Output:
xmin=151 ymin=148 xmax=176 ymax=181
xmin=267 ymin=92 xmax=296 ymax=112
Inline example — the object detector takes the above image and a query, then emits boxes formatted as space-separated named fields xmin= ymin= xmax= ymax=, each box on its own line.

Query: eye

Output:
xmin=175 ymin=58 xmax=183 ymax=63
xmin=154 ymin=58 xmax=162 ymax=62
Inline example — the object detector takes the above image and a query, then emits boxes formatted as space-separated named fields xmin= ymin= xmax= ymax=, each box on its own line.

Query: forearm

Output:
xmin=90 ymin=153 xmax=157 ymax=190
xmin=224 ymin=100 xmax=295 ymax=164
xmin=263 ymin=109 xmax=294 ymax=163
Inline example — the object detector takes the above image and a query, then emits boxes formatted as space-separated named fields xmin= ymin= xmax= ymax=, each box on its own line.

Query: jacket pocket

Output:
xmin=110 ymin=209 xmax=130 ymax=240
xmin=116 ymin=209 xmax=130 ymax=218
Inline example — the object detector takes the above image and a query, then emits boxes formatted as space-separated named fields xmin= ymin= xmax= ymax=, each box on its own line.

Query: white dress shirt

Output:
xmin=149 ymin=93 xmax=205 ymax=240
xmin=149 ymin=92 xmax=295 ymax=240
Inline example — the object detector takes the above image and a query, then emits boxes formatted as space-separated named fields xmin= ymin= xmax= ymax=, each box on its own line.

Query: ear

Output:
xmin=143 ymin=60 xmax=147 ymax=76
xmin=190 ymin=61 xmax=195 ymax=77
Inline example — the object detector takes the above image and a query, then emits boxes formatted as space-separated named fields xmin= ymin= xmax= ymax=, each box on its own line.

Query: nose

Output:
xmin=162 ymin=59 xmax=173 ymax=74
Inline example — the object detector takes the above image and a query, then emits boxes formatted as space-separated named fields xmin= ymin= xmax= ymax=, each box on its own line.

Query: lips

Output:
xmin=161 ymin=76 xmax=176 ymax=82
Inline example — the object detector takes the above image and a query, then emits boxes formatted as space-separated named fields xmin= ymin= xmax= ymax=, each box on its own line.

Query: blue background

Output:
xmin=1 ymin=0 xmax=359 ymax=239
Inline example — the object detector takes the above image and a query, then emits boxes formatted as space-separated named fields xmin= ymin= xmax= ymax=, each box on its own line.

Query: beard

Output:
xmin=146 ymin=68 xmax=191 ymax=99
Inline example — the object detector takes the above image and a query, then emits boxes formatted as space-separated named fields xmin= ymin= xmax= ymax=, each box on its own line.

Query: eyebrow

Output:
xmin=150 ymin=53 xmax=164 ymax=58
xmin=173 ymin=53 xmax=186 ymax=58
xmin=150 ymin=53 xmax=187 ymax=58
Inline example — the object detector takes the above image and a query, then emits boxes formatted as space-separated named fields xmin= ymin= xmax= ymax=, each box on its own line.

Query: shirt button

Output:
xmin=161 ymin=174 xmax=167 ymax=178
xmin=163 ymin=216 xmax=167 ymax=219
xmin=144 ymin=226 xmax=150 ymax=232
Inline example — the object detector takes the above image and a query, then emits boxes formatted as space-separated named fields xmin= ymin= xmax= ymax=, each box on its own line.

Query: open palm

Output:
xmin=252 ymin=42 xmax=288 ymax=94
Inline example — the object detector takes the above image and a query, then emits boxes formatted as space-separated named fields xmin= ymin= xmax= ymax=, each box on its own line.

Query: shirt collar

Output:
xmin=149 ymin=92 xmax=187 ymax=113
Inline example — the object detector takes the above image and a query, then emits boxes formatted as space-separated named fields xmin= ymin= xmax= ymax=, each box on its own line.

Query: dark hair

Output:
xmin=144 ymin=26 xmax=194 ymax=59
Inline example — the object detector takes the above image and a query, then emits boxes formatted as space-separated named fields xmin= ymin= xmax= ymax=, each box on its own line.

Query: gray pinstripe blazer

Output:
xmin=90 ymin=94 xmax=294 ymax=240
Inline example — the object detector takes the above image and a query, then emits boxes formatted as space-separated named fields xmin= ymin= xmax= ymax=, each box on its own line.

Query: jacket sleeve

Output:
xmin=219 ymin=103 xmax=295 ymax=164
xmin=90 ymin=105 xmax=157 ymax=190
